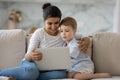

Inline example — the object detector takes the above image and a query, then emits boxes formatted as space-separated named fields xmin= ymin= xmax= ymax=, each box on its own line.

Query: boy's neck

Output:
xmin=65 ymin=38 xmax=73 ymax=45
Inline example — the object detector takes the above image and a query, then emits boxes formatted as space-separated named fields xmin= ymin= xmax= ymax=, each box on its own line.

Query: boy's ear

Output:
xmin=73 ymin=29 xmax=77 ymax=35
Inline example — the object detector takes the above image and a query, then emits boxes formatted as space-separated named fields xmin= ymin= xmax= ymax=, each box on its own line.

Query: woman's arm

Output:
xmin=25 ymin=29 xmax=42 ymax=61
xmin=25 ymin=49 xmax=42 ymax=61
xmin=75 ymin=33 xmax=90 ymax=53
xmin=25 ymin=52 xmax=32 ymax=61
xmin=78 ymin=37 xmax=90 ymax=53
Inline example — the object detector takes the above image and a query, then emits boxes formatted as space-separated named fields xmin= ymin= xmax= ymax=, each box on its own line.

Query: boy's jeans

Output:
xmin=0 ymin=60 xmax=39 ymax=80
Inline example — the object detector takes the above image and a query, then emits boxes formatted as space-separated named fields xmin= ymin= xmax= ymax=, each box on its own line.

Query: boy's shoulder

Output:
xmin=68 ymin=38 xmax=78 ymax=47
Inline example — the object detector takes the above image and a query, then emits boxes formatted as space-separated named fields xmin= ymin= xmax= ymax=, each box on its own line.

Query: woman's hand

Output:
xmin=30 ymin=49 xmax=42 ymax=61
xmin=78 ymin=37 xmax=90 ymax=53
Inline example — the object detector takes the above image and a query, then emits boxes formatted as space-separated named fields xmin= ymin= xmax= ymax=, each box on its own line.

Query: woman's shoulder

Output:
xmin=30 ymin=28 xmax=45 ymax=39
xmin=31 ymin=27 xmax=45 ymax=36
xmin=36 ymin=27 xmax=44 ymax=31
xmin=34 ymin=28 xmax=44 ymax=33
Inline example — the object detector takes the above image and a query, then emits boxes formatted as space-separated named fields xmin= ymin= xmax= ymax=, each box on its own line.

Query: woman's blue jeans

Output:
xmin=0 ymin=60 xmax=67 ymax=80
xmin=0 ymin=60 xmax=39 ymax=80
xmin=38 ymin=70 xmax=67 ymax=80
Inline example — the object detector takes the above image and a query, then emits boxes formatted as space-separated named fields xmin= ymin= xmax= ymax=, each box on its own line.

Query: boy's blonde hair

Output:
xmin=60 ymin=17 xmax=77 ymax=30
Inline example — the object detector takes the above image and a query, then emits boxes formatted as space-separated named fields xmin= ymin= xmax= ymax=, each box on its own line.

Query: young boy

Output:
xmin=60 ymin=17 xmax=111 ymax=80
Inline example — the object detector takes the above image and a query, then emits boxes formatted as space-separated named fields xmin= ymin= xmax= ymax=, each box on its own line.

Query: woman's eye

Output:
xmin=48 ymin=22 xmax=52 ymax=25
xmin=55 ymin=22 xmax=59 ymax=24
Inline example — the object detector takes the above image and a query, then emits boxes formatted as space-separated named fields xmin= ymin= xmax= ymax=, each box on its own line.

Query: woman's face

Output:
xmin=44 ymin=17 xmax=60 ymax=36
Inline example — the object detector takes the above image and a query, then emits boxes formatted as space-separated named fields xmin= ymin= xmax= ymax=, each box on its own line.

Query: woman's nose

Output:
xmin=52 ymin=25 xmax=58 ymax=29
xmin=51 ymin=23 xmax=55 ymax=27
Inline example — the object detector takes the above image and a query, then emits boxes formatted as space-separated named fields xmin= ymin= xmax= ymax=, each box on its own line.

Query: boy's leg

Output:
xmin=39 ymin=70 xmax=67 ymax=80
xmin=0 ymin=60 xmax=39 ymax=80
xmin=67 ymin=72 xmax=74 ymax=78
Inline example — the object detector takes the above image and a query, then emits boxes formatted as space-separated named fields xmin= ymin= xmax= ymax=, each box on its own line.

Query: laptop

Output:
xmin=35 ymin=47 xmax=72 ymax=71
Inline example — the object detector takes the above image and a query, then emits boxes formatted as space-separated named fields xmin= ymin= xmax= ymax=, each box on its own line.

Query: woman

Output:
xmin=25 ymin=3 xmax=90 ymax=80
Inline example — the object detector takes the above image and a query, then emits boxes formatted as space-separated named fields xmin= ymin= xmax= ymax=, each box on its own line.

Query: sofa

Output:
xmin=0 ymin=29 xmax=120 ymax=80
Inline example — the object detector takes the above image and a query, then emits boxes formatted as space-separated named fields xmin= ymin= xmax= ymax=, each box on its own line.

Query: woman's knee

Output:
xmin=20 ymin=68 xmax=39 ymax=80
xmin=20 ymin=61 xmax=39 ymax=80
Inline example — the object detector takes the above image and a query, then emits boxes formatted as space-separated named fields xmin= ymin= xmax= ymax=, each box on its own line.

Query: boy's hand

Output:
xmin=78 ymin=37 xmax=90 ymax=53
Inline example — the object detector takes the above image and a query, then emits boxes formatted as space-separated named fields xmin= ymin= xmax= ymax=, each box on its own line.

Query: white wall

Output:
xmin=0 ymin=0 xmax=115 ymax=35
xmin=113 ymin=0 xmax=120 ymax=33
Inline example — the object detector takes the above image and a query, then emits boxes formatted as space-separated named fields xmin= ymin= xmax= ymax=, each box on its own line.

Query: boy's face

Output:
xmin=60 ymin=25 xmax=76 ymax=43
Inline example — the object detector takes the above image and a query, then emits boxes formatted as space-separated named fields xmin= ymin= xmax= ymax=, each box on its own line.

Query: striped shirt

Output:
xmin=26 ymin=28 xmax=64 ymax=54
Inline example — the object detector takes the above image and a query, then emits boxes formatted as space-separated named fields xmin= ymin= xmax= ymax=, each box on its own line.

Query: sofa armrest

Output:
xmin=0 ymin=29 xmax=26 ymax=69
xmin=92 ymin=32 xmax=120 ymax=76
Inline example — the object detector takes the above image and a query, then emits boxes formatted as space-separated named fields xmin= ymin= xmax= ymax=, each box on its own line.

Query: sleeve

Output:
xmin=69 ymin=46 xmax=80 ymax=59
xmin=26 ymin=29 xmax=41 ymax=54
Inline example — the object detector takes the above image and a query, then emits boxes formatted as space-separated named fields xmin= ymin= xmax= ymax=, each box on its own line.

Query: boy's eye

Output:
xmin=60 ymin=30 xmax=63 ymax=32
xmin=65 ymin=30 xmax=69 ymax=32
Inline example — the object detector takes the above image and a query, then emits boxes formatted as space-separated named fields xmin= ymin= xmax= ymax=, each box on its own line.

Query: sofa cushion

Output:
xmin=86 ymin=36 xmax=92 ymax=58
xmin=0 ymin=29 xmax=26 ymax=69
xmin=92 ymin=32 xmax=120 ymax=76
xmin=26 ymin=33 xmax=32 ymax=50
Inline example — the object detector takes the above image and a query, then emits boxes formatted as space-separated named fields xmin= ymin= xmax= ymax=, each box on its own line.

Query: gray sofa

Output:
xmin=0 ymin=29 xmax=120 ymax=80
